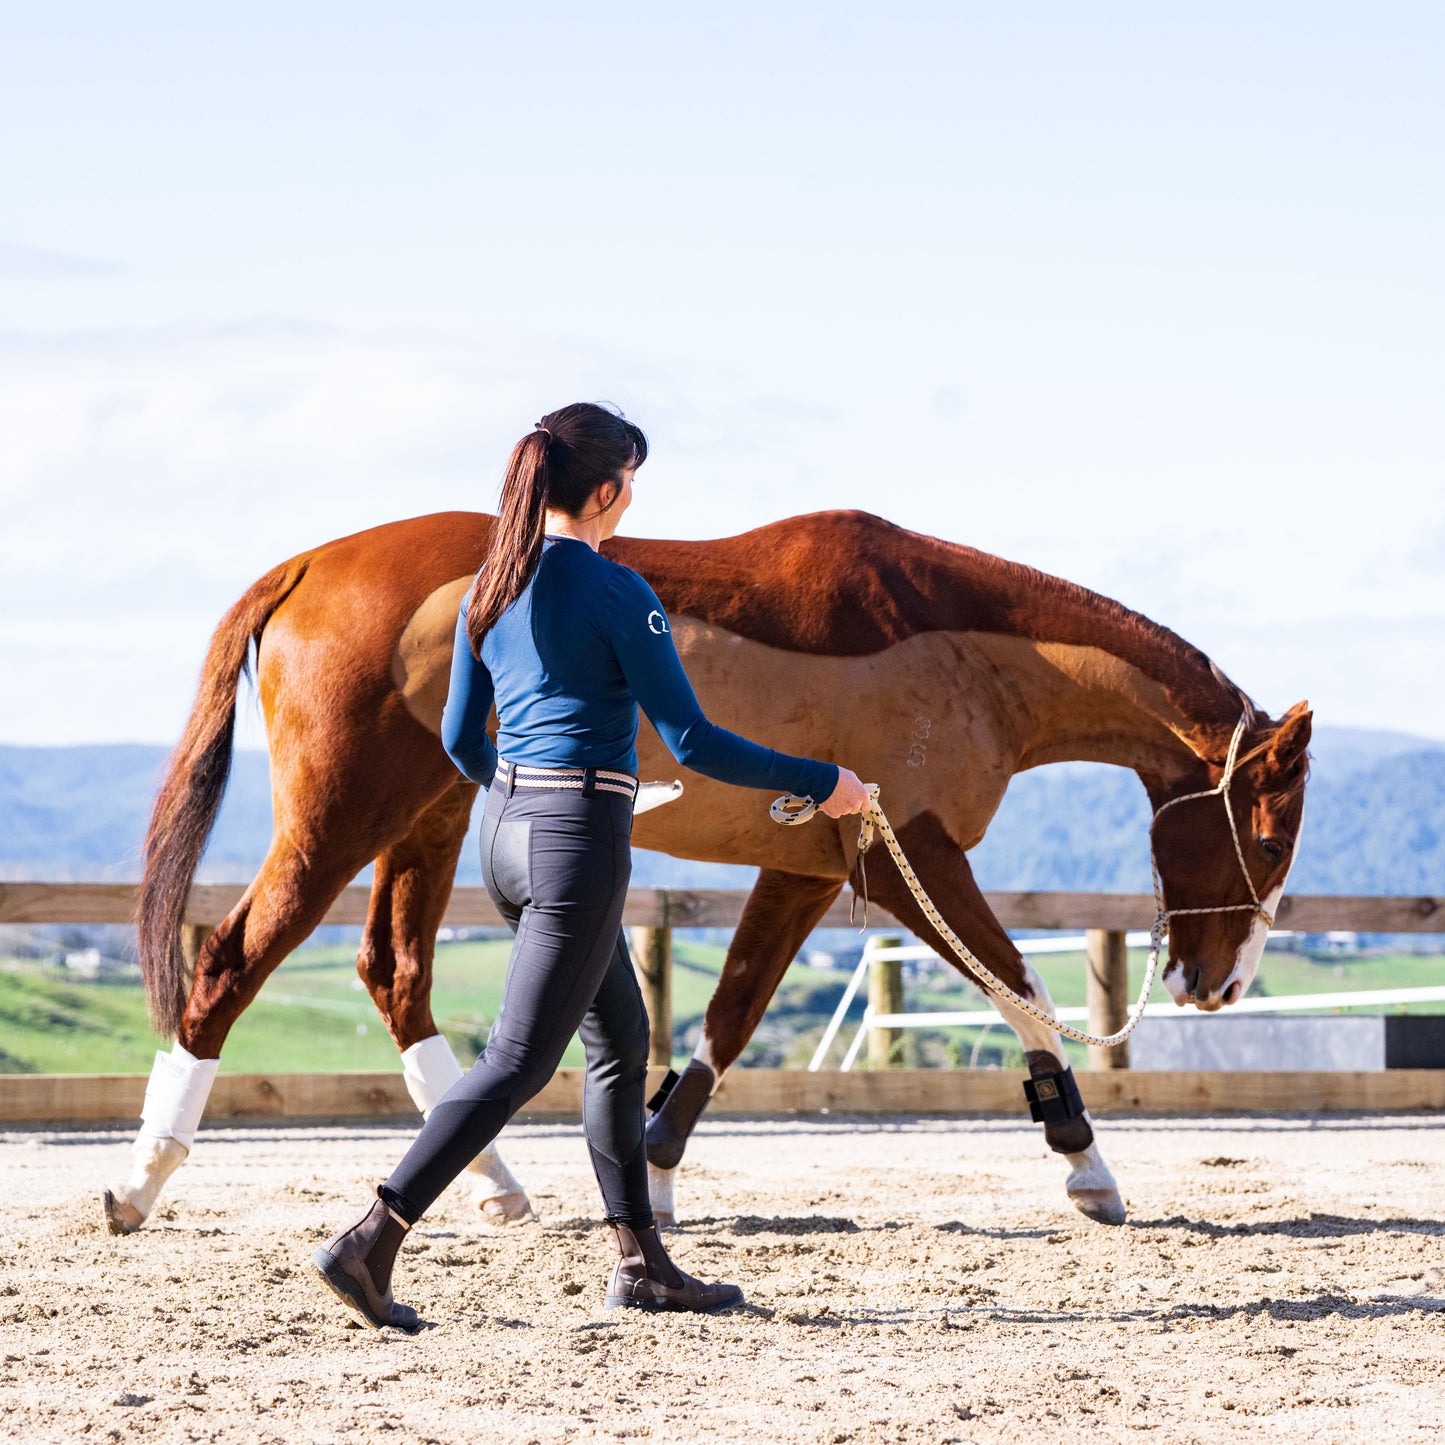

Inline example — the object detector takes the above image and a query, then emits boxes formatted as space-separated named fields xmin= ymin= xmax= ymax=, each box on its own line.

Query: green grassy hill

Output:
xmin=0 ymin=937 xmax=736 ymax=1076
xmin=1 ymin=939 xmax=1438 ymax=1076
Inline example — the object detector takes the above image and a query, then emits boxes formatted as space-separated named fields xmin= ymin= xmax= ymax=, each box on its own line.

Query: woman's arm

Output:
xmin=604 ymin=570 xmax=840 ymax=800
xmin=439 ymin=598 xmax=499 ymax=786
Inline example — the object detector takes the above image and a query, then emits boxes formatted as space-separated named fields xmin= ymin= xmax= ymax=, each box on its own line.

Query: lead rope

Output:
xmin=773 ymin=712 xmax=1271 ymax=1049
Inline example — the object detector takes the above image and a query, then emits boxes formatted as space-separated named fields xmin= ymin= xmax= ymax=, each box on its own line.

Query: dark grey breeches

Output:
xmin=382 ymin=774 xmax=652 ymax=1226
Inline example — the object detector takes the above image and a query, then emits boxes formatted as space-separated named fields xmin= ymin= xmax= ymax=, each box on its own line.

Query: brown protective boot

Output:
xmin=308 ymin=1188 xmax=421 ymax=1332
xmin=605 ymin=1222 xmax=744 ymax=1313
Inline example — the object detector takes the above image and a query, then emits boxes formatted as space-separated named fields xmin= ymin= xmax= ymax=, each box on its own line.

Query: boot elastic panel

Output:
xmin=605 ymin=1223 xmax=744 ymax=1314
xmin=309 ymin=1247 xmax=421 ymax=1332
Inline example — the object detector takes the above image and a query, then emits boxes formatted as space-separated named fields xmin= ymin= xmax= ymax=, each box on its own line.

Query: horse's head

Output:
xmin=1151 ymin=702 xmax=1311 ymax=1011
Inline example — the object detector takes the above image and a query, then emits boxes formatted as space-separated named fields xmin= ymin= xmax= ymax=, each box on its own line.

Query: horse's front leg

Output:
xmin=360 ymin=778 xmax=533 ymax=1224
xmin=645 ymin=868 xmax=844 ymax=1226
xmin=991 ymin=973 xmax=1126 ymax=1226
xmin=863 ymin=810 xmax=1127 ymax=1226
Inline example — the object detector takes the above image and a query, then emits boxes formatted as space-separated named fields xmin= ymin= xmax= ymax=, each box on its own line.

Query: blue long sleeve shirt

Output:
xmin=439 ymin=536 xmax=839 ymax=802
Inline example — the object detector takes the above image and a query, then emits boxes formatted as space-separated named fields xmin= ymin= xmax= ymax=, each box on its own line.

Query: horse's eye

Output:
xmin=1259 ymin=836 xmax=1285 ymax=861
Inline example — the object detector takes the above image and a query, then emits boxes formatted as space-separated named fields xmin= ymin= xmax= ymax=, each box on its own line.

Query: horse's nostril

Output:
xmin=1185 ymin=965 xmax=1202 ymax=996
xmin=1224 ymin=980 xmax=1242 ymax=1006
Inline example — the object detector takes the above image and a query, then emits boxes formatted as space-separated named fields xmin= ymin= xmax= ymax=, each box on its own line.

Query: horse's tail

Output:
xmin=138 ymin=554 xmax=312 ymax=1038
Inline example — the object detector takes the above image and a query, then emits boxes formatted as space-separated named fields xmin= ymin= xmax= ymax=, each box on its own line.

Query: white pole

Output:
xmin=840 ymin=1007 xmax=873 ymax=1072
xmin=807 ymin=942 xmax=876 ymax=1072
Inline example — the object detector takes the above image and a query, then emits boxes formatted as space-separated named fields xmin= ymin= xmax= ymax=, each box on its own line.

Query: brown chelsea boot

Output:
xmin=309 ymin=1188 xmax=421 ymax=1332
xmin=605 ymin=1222 xmax=744 ymax=1313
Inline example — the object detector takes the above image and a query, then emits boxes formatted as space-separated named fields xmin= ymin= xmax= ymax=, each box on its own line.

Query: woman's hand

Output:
xmin=819 ymin=767 xmax=872 ymax=818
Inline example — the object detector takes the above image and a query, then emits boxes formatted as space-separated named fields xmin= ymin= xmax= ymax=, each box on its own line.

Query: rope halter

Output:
xmin=1148 ymin=710 xmax=1275 ymax=935
xmin=770 ymin=710 xmax=1270 ymax=1050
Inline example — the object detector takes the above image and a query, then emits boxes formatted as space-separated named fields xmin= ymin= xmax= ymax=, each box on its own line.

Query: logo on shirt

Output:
xmin=647 ymin=610 xmax=669 ymax=635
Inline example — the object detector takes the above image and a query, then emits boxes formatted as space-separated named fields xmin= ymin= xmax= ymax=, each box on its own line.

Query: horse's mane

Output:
xmin=611 ymin=509 xmax=1257 ymax=747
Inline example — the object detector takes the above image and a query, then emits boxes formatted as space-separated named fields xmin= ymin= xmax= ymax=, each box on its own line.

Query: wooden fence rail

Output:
xmin=2 ymin=881 xmax=1441 ymax=932
xmin=3 ymin=884 xmax=1440 ymax=1103
xmin=2 ymin=1068 xmax=1443 ymax=1125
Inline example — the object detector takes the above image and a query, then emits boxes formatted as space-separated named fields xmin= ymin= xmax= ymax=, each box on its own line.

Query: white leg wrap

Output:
xmin=139 ymin=1044 xmax=219 ymax=1150
xmin=106 ymin=1047 xmax=214 ymax=1232
xmin=400 ymin=1033 xmax=465 ymax=1114
xmin=399 ymin=1034 xmax=529 ymax=1213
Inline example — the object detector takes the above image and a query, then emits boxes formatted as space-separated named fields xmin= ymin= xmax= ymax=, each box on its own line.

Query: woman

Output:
xmin=309 ymin=402 xmax=870 ymax=1329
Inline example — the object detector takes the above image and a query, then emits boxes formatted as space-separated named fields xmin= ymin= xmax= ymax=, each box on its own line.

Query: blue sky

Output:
xmin=3 ymin=3 xmax=1442 ymax=747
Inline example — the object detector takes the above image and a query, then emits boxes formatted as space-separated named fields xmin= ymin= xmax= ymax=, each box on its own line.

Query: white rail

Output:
xmin=809 ymin=932 xmax=1162 ymax=1072
xmin=808 ymin=933 xmax=1442 ymax=1072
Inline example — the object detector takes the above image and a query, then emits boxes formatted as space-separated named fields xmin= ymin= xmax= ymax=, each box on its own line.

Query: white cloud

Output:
xmin=2 ymin=318 xmax=1441 ymax=746
xmin=1193 ymin=615 xmax=1445 ymax=741
xmin=0 ymin=320 xmax=849 ymax=742
xmin=0 ymin=239 xmax=121 ymax=280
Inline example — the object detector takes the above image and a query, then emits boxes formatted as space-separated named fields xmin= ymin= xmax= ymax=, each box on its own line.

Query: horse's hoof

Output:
xmin=477 ymin=1190 xmax=535 ymax=1225
xmin=103 ymin=1188 xmax=144 ymax=1236
xmin=1070 ymin=1188 xmax=1127 ymax=1226
xmin=653 ymin=1209 xmax=678 ymax=1231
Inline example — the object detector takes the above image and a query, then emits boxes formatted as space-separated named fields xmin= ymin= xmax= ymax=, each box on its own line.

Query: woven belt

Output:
xmin=497 ymin=759 xmax=639 ymax=801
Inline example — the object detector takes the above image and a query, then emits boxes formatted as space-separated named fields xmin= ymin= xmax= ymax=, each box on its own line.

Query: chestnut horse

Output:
xmin=105 ymin=510 xmax=1309 ymax=1236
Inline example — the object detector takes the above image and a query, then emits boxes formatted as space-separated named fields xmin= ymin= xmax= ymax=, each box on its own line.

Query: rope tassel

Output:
xmin=849 ymin=802 xmax=876 ymax=931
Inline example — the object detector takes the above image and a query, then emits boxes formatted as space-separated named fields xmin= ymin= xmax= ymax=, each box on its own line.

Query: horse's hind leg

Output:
xmin=104 ymin=831 xmax=383 ymax=1234
xmin=645 ymin=868 xmax=844 ymax=1226
xmin=357 ymin=777 xmax=533 ymax=1224
xmin=860 ymin=810 xmax=1127 ymax=1227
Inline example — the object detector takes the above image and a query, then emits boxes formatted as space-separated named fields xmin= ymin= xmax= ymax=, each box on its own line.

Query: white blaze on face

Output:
xmin=1162 ymin=884 xmax=1285 ymax=1008
xmin=1169 ymin=847 xmax=1299 ymax=1007
xmin=1163 ymin=961 xmax=1191 ymax=1005
xmin=1164 ymin=811 xmax=1302 ymax=1005
xmin=1216 ymin=813 xmax=1302 ymax=1005
xmin=1218 ymin=881 xmax=1288 ymax=1003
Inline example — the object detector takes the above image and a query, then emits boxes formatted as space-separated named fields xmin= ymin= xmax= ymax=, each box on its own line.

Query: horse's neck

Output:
xmin=995 ymin=635 xmax=1237 ymax=787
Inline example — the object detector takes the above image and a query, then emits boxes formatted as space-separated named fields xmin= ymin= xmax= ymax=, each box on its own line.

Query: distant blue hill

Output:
xmin=1 ymin=725 xmax=1441 ymax=895
xmin=0 ymin=745 xmax=274 ymax=882
xmin=968 ymin=745 xmax=1445 ymax=895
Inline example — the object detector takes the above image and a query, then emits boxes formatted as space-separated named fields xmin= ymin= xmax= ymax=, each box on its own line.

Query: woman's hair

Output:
xmin=466 ymin=402 xmax=648 ymax=654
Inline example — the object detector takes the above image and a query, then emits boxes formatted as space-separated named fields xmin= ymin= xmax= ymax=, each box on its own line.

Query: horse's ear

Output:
xmin=1268 ymin=703 xmax=1312 ymax=771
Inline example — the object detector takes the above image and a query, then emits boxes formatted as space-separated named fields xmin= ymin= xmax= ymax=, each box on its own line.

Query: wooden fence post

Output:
xmin=1085 ymin=928 xmax=1130 ymax=1070
xmin=867 ymin=935 xmax=906 ymax=1069
xmin=631 ymin=895 xmax=673 ymax=1067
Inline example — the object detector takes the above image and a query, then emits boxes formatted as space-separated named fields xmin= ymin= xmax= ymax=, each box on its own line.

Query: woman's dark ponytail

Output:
xmin=466 ymin=428 xmax=552 ymax=649
xmin=467 ymin=403 xmax=647 ymax=656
